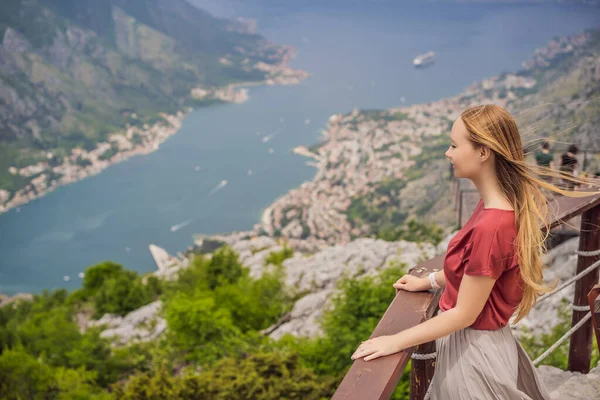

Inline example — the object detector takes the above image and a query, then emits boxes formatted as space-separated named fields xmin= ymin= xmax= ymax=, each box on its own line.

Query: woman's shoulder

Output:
xmin=472 ymin=208 xmax=516 ymax=237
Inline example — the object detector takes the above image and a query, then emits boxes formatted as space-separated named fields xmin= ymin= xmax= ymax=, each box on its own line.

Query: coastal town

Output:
xmin=254 ymin=100 xmax=464 ymax=245
xmin=0 ymin=112 xmax=185 ymax=214
xmin=192 ymin=46 xmax=310 ymax=104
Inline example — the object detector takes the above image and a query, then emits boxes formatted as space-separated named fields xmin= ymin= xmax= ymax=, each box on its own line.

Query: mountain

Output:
xmin=0 ymin=0 xmax=293 ymax=194
xmin=507 ymin=32 xmax=600 ymax=152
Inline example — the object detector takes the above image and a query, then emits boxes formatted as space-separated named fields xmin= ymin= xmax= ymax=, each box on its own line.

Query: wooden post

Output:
xmin=568 ymin=204 xmax=600 ymax=373
xmin=410 ymin=341 xmax=436 ymax=400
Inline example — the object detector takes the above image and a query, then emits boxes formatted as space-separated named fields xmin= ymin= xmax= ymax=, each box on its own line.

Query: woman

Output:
xmin=351 ymin=105 xmax=595 ymax=399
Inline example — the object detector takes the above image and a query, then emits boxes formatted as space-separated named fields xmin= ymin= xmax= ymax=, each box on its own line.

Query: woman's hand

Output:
xmin=393 ymin=274 xmax=430 ymax=292
xmin=351 ymin=335 xmax=404 ymax=361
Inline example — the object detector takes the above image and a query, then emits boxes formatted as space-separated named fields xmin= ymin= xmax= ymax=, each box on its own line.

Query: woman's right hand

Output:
xmin=393 ymin=274 xmax=431 ymax=292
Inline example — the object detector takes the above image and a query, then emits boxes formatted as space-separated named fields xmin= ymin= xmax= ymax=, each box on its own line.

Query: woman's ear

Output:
xmin=479 ymin=146 xmax=492 ymax=163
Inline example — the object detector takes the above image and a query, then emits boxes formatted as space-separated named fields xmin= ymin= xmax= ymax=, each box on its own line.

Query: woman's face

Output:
xmin=445 ymin=118 xmax=482 ymax=179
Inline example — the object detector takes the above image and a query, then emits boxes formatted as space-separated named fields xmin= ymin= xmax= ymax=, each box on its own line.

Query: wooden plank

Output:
xmin=331 ymin=256 xmax=444 ymax=400
xmin=546 ymin=191 xmax=600 ymax=230
xmin=568 ymin=204 xmax=600 ymax=373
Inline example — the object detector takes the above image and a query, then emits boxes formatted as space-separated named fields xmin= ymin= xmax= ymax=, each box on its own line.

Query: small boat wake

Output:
xmin=262 ymin=132 xmax=278 ymax=143
xmin=169 ymin=179 xmax=227 ymax=233
xmin=170 ymin=218 xmax=194 ymax=232
xmin=208 ymin=179 xmax=228 ymax=195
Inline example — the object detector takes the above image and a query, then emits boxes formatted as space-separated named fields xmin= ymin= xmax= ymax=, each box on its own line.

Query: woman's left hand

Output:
xmin=351 ymin=335 xmax=404 ymax=361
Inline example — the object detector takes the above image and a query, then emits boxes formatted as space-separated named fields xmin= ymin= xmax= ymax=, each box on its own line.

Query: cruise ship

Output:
xmin=413 ymin=51 xmax=436 ymax=68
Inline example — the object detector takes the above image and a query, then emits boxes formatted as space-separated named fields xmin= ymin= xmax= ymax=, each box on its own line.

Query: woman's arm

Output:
xmin=352 ymin=274 xmax=496 ymax=361
xmin=394 ymin=270 xmax=446 ymax=292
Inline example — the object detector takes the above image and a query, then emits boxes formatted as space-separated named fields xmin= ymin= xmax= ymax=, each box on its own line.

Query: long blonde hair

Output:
xmin=460 ymin=104 xmax=598 ymax=323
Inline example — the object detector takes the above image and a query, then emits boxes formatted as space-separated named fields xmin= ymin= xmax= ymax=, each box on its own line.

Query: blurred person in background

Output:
xmin=534 ymin=141 xmax=555 ymax=183
xmin=560 ymin=144 xmax=580 ymax=191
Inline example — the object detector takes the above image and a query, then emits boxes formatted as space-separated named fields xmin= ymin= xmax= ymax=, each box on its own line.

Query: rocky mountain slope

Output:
xmin=0 ymin=0 xmax=300 ymax=196
xmin=508 ymin=32 xmax=600 ymax=153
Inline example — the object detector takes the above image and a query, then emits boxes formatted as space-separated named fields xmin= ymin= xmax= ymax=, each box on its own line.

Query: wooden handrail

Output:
xmin=546 ymin=190 xmax=600 ymax=230
xmin=332 ymin=191 xmax=600 ymax=400
xmin=332 ymin=257 xmax=444 ymax=400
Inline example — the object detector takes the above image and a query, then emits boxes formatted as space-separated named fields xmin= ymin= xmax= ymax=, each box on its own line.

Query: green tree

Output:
xmin=111 ymin=366 xmax=181 ymax=400
xmin=213 ymin=269 xmax=291 ymax=333
xmin=205 ymin=246 xmax=245 ymax=289
xmin=17 ymin=306 xmax=83 ymax=367
xmin=0 ymin=347 xmax=58 ymax=399
xmin=264 ymin=245 xmax=294 ymax=267
xmin=55 ymin=367 xmax=111 ymax=400
xmin=0 ymin=347 xmax=112 ymax=399
xmin=377 ymin=219 xmax=444 ymax=245
xmin=167 ymin=256 xmax=209 ymax=293
xmin=70 ymin=261 xmax=161 ymax=317
xmin=93 ymin=272 xmax=153 ymax=316
xmin=163 ymin=289 xmax=248 ymax=363
xmin=191 ymin=351 xmax=334 ymax=400
xmin=81 ymin=261 xmax=125 ymax=293
xmin=112 ymin=352 xmax=334 ymax=400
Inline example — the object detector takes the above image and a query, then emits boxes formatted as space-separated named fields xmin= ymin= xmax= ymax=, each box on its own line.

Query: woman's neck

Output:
xmin=471 ymin=170 xmax=513 ymax=210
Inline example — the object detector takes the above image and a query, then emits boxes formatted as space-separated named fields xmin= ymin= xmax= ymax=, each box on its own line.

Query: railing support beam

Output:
xmin=568 ymin=204 xmax=600 ymax=373
xmin=410 ymin=341 xmax=436 ymax=400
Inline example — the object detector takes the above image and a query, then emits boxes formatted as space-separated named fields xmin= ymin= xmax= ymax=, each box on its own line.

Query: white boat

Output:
xmin=413 ymin=51 xmax=436 ymax=68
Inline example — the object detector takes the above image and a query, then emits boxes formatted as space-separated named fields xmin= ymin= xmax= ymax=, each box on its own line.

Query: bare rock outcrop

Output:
xmin=88 ymin=300 xmax=166 ymax=346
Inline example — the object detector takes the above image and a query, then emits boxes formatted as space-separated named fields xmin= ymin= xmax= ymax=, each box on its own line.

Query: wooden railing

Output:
xmin=332 ymin=191 xmax=600 ymax=400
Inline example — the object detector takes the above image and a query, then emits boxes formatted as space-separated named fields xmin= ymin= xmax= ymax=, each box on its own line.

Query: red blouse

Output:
xmin=439 ymin=200 xmax=524 ymax=330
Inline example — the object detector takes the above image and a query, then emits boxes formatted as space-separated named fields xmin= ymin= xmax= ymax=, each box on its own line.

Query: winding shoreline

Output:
xmin=0 ymin=65 xmax=309 ymax=216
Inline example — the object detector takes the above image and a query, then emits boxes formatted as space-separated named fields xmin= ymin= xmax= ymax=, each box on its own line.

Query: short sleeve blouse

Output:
xmin=439 ymin=200 xmax=524 ymax=330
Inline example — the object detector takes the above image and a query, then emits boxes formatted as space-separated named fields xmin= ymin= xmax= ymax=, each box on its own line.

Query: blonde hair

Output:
xmin=460 ymin=104 xmax=599 ymax=323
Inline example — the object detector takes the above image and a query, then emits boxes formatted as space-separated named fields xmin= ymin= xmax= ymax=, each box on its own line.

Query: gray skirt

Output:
xmin=425 ymin=324 xmax=551 ymax=400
